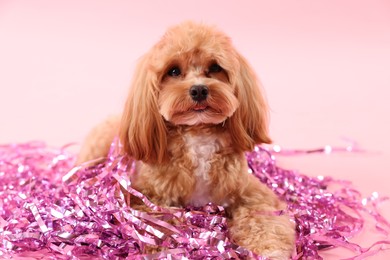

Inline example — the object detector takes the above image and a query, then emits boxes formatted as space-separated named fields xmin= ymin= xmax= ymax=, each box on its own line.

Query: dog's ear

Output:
xmin=119 ymin=54 xmax=168 ymax=164
xmin=226 ymin=52 xmax=272 ymax=151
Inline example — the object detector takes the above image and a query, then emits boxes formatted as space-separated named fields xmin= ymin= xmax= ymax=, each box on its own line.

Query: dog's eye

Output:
xmin=208 ymin=63 xmax=223 ymax=73
xmin=167 ymin=66 xmax=181 ymax=77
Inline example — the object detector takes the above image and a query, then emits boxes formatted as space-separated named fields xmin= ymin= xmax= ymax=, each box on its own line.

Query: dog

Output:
xmin=77 ymin=21 xmax=295 ymax=259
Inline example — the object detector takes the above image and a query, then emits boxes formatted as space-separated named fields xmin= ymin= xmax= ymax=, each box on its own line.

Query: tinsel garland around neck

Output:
xmin=0 ymin=141 xmax=389 ymax=259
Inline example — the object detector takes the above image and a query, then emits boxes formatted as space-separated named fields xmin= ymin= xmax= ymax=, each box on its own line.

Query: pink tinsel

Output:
xmin=0 ymin=141 xmax=389 ymax=259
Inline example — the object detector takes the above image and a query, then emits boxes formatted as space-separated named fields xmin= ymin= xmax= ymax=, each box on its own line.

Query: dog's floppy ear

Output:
xmin=226 ymin=52 xmax=272 ymax=151
xmin=119 ymin=54 xmax=168 ymax=164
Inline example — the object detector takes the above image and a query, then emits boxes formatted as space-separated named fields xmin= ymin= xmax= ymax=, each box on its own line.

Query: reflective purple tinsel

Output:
xmin=0 ymin=142 xmax=389 ymax=259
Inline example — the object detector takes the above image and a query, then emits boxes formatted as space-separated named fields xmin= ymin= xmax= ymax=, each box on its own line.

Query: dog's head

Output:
xmin=120 ymin=21 xmax=271 ymax=163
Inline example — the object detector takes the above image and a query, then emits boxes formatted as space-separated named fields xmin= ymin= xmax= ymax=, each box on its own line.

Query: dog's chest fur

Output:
xmin=183 ymin=132 xmax=221 ymax=207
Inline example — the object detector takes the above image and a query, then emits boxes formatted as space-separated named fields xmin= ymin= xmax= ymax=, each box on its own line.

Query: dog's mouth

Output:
xmin=168 ymin=102 xmax=228 ymax=125
xmin=192 ymin=104 xmax=209 ymax=112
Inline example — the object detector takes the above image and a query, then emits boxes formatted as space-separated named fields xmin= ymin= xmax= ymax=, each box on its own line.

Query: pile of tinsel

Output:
xmin=0 ymin=141 xmax=389 ymax=259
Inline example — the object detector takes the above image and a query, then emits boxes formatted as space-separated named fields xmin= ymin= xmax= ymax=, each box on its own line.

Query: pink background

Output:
xmin=1 ymin=0 xmax=389 ymax=258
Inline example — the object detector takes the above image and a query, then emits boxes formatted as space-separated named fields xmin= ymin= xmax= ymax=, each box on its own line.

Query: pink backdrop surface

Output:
xmin=1 ymin=0 xmax=390 ymax=259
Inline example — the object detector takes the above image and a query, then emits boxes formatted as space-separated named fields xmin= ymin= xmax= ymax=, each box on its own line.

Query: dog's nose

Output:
xmin=189 ymin=85 xmax=208 ymax=102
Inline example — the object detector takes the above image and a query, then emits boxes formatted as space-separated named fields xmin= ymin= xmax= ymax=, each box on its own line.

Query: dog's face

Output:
xmin=120 ymin=22 xmax=271 ymax=163
xmin=158 ymin=53 xmax=239 ymax=126
xmin=155 ymin=28 xmax=239 ymax=125
xmin=150 ymin=23 xmax=241 ymax=126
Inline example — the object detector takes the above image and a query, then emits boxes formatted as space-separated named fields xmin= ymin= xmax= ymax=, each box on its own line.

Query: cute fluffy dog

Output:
xmin=78 ymin=22 xmax=295 ymax=259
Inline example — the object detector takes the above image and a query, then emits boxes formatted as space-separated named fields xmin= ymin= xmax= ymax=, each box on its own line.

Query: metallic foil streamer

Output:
xmin=0 ymin=141 xmax=389 ymax=259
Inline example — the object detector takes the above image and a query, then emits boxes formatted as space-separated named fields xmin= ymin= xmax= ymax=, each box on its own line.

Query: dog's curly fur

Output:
xmin=77 ymin=21 xmax=295 ymax=259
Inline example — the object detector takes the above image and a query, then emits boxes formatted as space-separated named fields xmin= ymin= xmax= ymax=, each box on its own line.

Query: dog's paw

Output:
xmin=260 ymin=249 xmax=291 ymax=260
